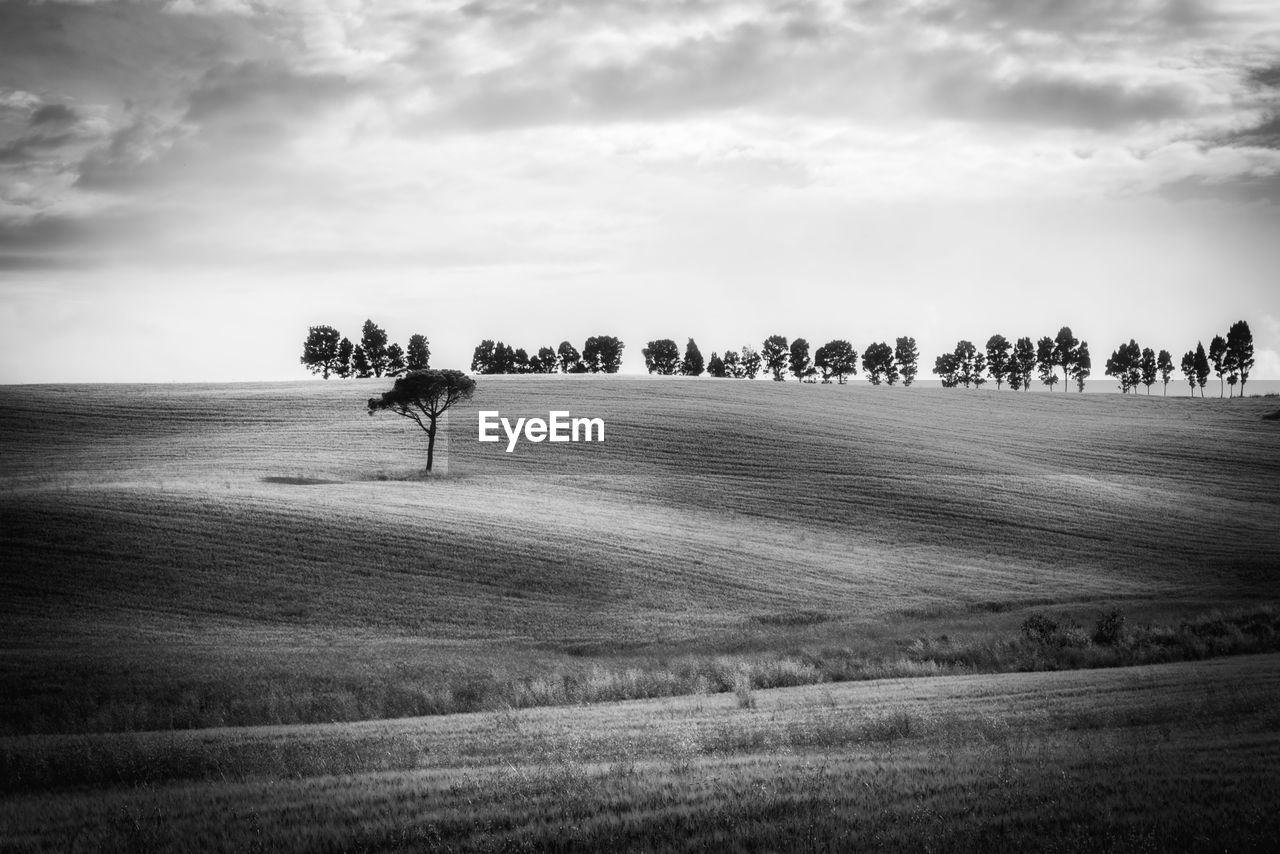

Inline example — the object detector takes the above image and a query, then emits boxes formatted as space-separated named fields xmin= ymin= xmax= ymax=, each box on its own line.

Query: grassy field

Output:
xmin=1 ymin=376 xmax=1278 ymax=848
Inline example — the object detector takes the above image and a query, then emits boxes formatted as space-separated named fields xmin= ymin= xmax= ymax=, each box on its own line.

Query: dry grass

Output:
xmin=2 ymin=654 xmax=1278 ymax=851
xmin=2 ymin=378 xmax=1278 ymax=733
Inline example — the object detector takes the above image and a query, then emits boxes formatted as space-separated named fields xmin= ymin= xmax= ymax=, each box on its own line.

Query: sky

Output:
xmin=1 ymin=0 xmax=1279 ymax=383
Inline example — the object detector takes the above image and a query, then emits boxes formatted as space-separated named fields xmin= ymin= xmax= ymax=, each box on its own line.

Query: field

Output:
xmin=2 ymin=377 xmax=1279 ymax=849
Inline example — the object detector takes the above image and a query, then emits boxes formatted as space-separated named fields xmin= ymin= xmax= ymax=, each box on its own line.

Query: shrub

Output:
xmin=733 ymin=666 xmax=756 ymax=709
xmin=1093 ymin=610 xmax=1126 ymax=645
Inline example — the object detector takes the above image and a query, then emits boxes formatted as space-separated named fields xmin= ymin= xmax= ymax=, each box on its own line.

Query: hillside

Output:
xmin=1 ymin=377 xmax=1278 ymax=732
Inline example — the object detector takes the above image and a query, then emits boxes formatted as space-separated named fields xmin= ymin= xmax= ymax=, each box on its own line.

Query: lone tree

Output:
xmin=894 ymin=336 xmax=918 ymax=387
xmin=762 ymin=335 xmax=789 ymax=381
xmin=1225 ymin=320 xmax=1254 ymax=396
xmin=367 ymin=369 xmax=476 ymax=475
xmin=682 ymin=339 xmax=705 ymax=377
xmin=301 ymin=325 xmax=343 ymax=378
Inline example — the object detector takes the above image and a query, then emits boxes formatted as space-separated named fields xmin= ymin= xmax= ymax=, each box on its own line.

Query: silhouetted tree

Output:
xmin=533 ymin=346 xmax=558 ymax=374
xmin=1052 ymin=326 xmax=1079 ymax=391
xmin=815 ymin=339 xmax=857 ymax=384
xmin=789 ymin=338 xmax=815 ymax=382
xmin=512 ymin=347 xmax=531 ymax=374
xmin=352 ymin=345 xmax=373 ymax=378
xmin=953 ymin=340 xmax=982 ymax=388
xmin=557 ymin=341 xmax=584 ymax=373
xmin=862 ymin=342 xmax=897 ymax=386
xmin=1194 ymin=341 xmax=1210 ymax=396
xmin=471 ymin=340 xmax=495 ymax=374
xmin=985 ymin=335 xmax=1011 ymax=389
xmin=762 ymin=335 xmax=789 ymax=381
xmin=707 ymin=352 xmax=726 ymax=377
xmin=1072 ymin=342 xmax=1092 ymax=392
xmin=336 ymin=337 xmax=354 ymax=378
xmin=643 ymin=339 xmax=681 ymax=375
xmin=740 ymin=346 xmax=762 ymax=379
xmin=386 ymin=343 xmax=407 ymax=377
xmin=301 ymin=325 xmax=343 ymax=378
xmin=1180 ymin=350 xmax=1197 ymax=396
xmin=367 ymin=369 xmax=476 ymax=475
xmin=895 ymin=336 xmax=919 ymax=387
xmin=682 ymin=339 xmax=705 ymax=377
xmin=406 ymin=334 xmax=431 ymax=371
xmin=1139 ymin=347 xmax=1157 ymax=394
xmin=933 ymin=352 xmax=960 ymax=387
xmin=360 ymin=320 xmax=390 ymax=378
xmin=1209 ymin=335 xmax=1228 ymax=398
xmin=1225 ymin=320 xmax=1254 ymax=397
xmin=1105 ymin=340 xmax=1141 ymax=393
xmin=583 ymin=336 xmax=624 ymax=373
xmin=1036 ymin=336 xmax=1058 ymax=390
xmin=1012 ymin=337 xmax=1036 ymax=391
xmin=722 ymin=349 xmax=742 ymax=377
xmin=1157 ymin=349 xmax=1174 ymax=395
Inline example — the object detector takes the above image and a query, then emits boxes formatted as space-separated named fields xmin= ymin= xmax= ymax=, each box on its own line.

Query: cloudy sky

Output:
xmin=2 ymin=0 xmax=1279 ymax=383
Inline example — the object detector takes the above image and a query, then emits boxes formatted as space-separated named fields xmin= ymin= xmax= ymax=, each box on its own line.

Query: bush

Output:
xmin=1093 ymin=610 xmax=1126 ymax=645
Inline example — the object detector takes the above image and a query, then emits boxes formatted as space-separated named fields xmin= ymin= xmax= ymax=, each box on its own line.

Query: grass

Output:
xmin=1 ymin=378 xmax=1278 ymax=733
xmin=2 ymin=654 xmax=1278 ymax=851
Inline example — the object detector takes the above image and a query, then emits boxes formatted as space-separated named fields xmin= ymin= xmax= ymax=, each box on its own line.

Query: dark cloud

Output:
xmin=30 ymin=104 xmax=77 ymax=126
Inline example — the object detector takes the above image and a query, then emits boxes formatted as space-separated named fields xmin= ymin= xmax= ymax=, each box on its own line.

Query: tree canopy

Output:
xmin=762 ymin=335 xmax=789 ymax=381
xmin=642 ymin=339 xmax=681 ymax=375
xmin=301 ymin=325 xmax=343 ymax=379
xmin=367 ymin=369 xmax=476 ymax=474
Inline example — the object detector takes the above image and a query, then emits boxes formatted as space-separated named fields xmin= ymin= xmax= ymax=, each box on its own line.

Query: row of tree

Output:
xmin=301 ymin=321 xmax=430 ymax=379
xmin=1103 ymin=321 xmax=1255 ymax=397
xmin=471 ymin=337 xmax=625 ymax=374
xmin=933 ymin=328 xmax=1087 ymax=391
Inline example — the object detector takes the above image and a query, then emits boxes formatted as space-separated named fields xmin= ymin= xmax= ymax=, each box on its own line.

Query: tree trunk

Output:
xmin=425 ymin=420 xmax=437 ymax=474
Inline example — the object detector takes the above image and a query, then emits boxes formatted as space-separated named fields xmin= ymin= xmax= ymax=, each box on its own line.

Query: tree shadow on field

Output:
xmin=1262 ymin=409 xmax=1280 ymax=421
xmin=262 ymin=476 xmax=343 ymax=486
xmin=361 ymin=469 xmax=473 ymax=482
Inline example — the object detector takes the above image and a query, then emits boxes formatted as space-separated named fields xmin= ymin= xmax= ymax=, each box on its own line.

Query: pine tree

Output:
xmin=681 ymin=339 xmax=705 ymax=377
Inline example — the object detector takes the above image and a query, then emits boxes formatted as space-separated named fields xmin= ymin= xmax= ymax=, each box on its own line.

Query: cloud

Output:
xmin=30 ymin=104 xmax=78 ymax=126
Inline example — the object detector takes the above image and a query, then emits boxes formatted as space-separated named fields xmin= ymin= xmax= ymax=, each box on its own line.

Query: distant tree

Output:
xmin=1139 ymin=347 xmax=1157 ymax=395
xmin=894 ymin=336 xmax=919 ymax=387
xmin=815 ymin=339 xmax=857 ymax=384
xmin=789 ymin=338 xmax=814 ymax=382
xmin=512 ymin=347 xmax=531 ymax=374
xmin=642 ymin=339 xmax=682 ymax=375
xmin=1035 ymin=337 xmax=1057 ymax=390
xmin=1180 ymin=350 xmax=1197 ymax=396
xmin=933 ymin=352 xmax=960 ymax=388
xmin=971 ymin=352 xmax=987 ymax=388
xmin=352 ymin=345 xmax=373 ymax=378
xmin=1225 ymin=320 xmax=1254 ymax=397
xmin=367 ymin=369 xmax=476 ymax=475
xmin=1208 ymin=335 xmax=1228 ymax=398
xmin=1194 ymin=341 xmax=1211 ymax=396
xmin=1008 ymin=358 xmax=1024 ymax=391
xmin=583 ymin=336 xmax=624 ymax=373
xmin=1157 ymin=349 xmax=1174 ymax=395
xmin=471 ymin=340 xmax=495 ymax=374
xmin=707 ymin=351 xmax=726 ymax=378
xmin=1072 ymin=342 xmax=1092 ymax=392
xmin=985 ymin=335 xmax=1011 ymax=389
xmin=301 ymin=325 xmax=343 ymax=379
xmin=682 ymin=339 xmax=705 ymax=377
xmin=739 ymin=346 xmax=762 ymax=379
xmin=1052 ymin=326 xmax=1079 ymax=391
xmin=1012 ymin=336 xmax=1036 ymax=391
xmin=336 ymin=336 xmax=354 ymax=378
xmin=385 ymin=343 xmax=407 ymax=377
xmin=722 ymin=349 xmax=742 ymax=377
xmin=762 ymin=335 xmax=789 ymax=381
xmin=862 ymin=342 xmax=897 ymax=386
xmin=406 ymin=334 xmax=431 ymax=371
xmin=1105 ymin=340 xmax=1141 ymax=393
xmin=953 ymin=340 xmax=981 ymax=388
xmin=557 ymin=341 xmax=584 ymax=373
xmin=533 ymin=346 xmax=558 ymax=374
xmin=360 ymin=319 xmax=390 ymax=377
